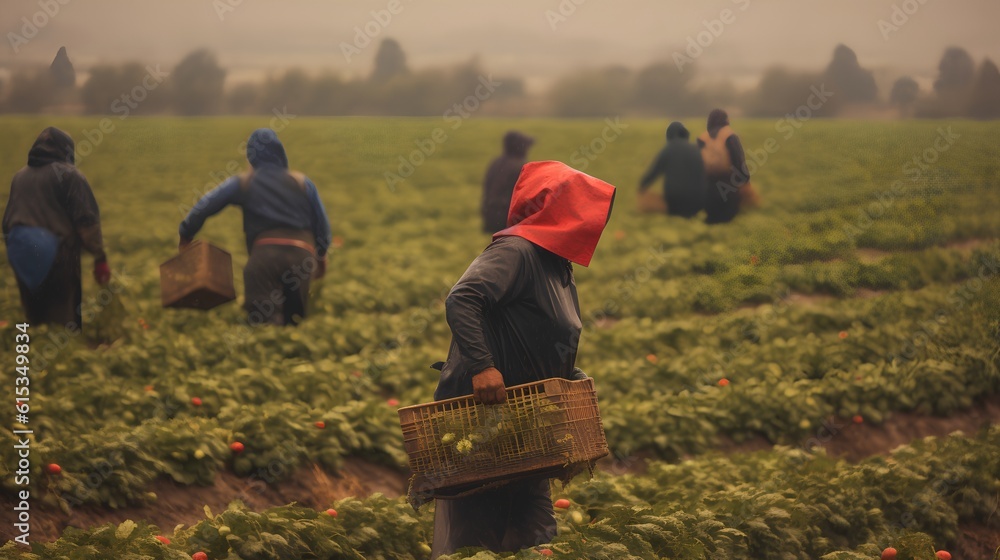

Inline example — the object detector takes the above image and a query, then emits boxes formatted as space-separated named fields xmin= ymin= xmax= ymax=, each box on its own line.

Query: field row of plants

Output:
xmin=0 ymin=118 xmax=997 ymax=554
xmin=3 ymin=269 xmax=996 ymax=511
xmin=4 ymin=426 xmax=997 ymax=559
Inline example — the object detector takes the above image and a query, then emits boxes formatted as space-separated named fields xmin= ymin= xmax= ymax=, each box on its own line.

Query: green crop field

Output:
xmin=0 ymin=116 xmax=998 ymax=559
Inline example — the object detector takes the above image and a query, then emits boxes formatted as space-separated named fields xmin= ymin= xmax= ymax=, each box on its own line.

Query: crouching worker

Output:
xmin=431 ymin=161 xmax=616 ymax=557
xmin=639 ymin=122 xmax=705 ymax=218
xmin=179 ymin=129 xmax=332 ymax=326
xmin=3 ymin=127 xmax=111 ymax=329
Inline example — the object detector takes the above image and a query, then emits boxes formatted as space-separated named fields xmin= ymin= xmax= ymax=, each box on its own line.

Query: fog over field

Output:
xmin=2 ymin=0 xmax=998 ymax=89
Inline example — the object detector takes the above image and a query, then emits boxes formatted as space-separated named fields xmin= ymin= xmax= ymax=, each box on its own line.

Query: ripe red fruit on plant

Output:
xmin=387 ymin=398 xmax=400 ymax=407
xmin=718 ymin=378 xmax=730 ymax=387
xmin=553 ymin=498 xmax=571 ymax=509
xmin=935 ymin=551 xmax=951 ymax=560
xmin=539 ymin=549 xmax=553 ymax=557
xmin=838 ymin=331 xmax=849 ymax=339
xmin=230 ymin=441 xmax=245 ymax=454
xmin=191 ymin=397 xmax=203 ymax=406
xmin=46 ymin=463 xmax=61 ymax=475
xmin=144 ymin=385 xmax=154 ymax=392
xmin=192 ymin=553 xmax=208 ymax=560
xmin=326 ymin=508 xmax=338 ymax=517
xmin=154 ymin=535 xmax=170 ymax=545
xmin=645 ymin=353 xmax=657 ymax=364
xmin=853 ymin=415 xmax=864 ymax=424
xmin=881 ymin=547 xmax=897 ymax=560
xmin=314 ymin=421 xmax=325 ymax=429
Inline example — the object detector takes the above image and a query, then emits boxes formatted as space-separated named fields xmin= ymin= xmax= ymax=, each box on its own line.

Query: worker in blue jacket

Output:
xmin=179 ymin=128 xmax=332 ymax=326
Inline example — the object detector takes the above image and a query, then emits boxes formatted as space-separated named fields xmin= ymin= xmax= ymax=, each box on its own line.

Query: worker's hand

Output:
xmin=179 ymin=237 xmax=193 ymax=252
xmin=472 ymin=367 xmax=506 ymax=405
xmin=314 ymin=257 xmax=327 ymax=279
xmin=94 ymin=260 xmax=111 ymax=285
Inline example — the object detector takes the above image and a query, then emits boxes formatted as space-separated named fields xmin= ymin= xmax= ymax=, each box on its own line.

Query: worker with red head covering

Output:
xmin=431 ymin=160 xmax=616 ymax=557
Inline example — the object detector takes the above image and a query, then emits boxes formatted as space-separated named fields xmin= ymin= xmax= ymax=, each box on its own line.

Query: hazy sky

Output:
xmin=2 ymin=0 xmax=998 ymax=91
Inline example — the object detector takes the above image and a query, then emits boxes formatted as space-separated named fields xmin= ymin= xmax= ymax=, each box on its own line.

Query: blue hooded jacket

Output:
xmin=179 ymin=129 xmax=332 ymax=257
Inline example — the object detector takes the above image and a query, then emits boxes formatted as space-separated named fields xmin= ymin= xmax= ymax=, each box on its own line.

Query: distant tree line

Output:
xmin=2 ymin=40 xmax=998 ymax=119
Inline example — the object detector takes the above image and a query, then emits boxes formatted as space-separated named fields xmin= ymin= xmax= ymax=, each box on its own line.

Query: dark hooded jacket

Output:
xmin=436 ymin=161 xmax=615 ymax=401
xmin=3 ymin=127 xmax=105 ymax=260
xmin=639 ymin=122 xmax=705 ymax=218
xmin=481 ymin=131 xmax=533 ymax=233
xmin=179 ymin=129 xmax=332 ymax=257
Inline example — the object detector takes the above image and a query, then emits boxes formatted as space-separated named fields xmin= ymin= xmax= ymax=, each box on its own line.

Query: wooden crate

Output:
xmin=398 ymin=377 xmax=608 ymax=509
xmin=159 ymin=241 xmax=236 ymax=310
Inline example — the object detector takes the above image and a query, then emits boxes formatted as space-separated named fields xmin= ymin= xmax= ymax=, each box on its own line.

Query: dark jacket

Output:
xmin=481 ymin=131 xmax=533 ymax=233
xmin=435 ymin=236 xmax=582 ymax=400
xmin=3 ymin=127 xmax=105 ymax=261
xmin=640 ymin=122 xmax=705 ymax=218
xmin=179 ymin=129 xmax=332 ymax=256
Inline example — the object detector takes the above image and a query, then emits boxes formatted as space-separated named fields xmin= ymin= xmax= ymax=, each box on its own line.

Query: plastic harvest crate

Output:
xmin=398 ymin=377 xmax=608 ymax=509
xmin=159 ymin=240 xmax=236 ymax=310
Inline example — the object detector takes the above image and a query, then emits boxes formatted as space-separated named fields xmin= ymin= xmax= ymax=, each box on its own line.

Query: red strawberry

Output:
xmin=326 ymin=508 xmax=338 ymax=517
xmin=718 ymin=378 xmax=730 ymax=387
xmin=881 ymin=548 xmax=897 ymax=560
xmin=46 ymin=463 xmax=62 ymax=475
xmin=191 ymin=397 xmax=203 ymax=407
xmin=230 ymin=441 xmax=245 ymax=454
xmin=387 ymin=398 xmax=400 ymax=407
xmin=935 ymin=551 xmax=951 ymax=560
xmin=645 ymin=353 xmax=657 ymax=364
xmin=192 ymin=553 xmax=208 ymax=560
xmin=852 ymin=415 xmax=864 ymax=424
xmin=539 ymin=549 xmax=553 ymax=557
xmin=553 ymin=498 xmax=571 ymax=509
xmin=154 ymin=535 xmax=170 ymax=545
xmin=838 ymin=331 xmax=849 ymax=339
xmin=314 ymin=421 xmax=325 ymax=429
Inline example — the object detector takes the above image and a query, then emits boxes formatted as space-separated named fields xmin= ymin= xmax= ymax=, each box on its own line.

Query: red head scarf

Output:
xmin=493 ymin=160 xmax=616 ymax=267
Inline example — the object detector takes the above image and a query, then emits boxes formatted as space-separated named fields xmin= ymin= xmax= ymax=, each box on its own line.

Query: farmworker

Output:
xmin=178 ymin=128 xmax=331 ymax=326
xmin=639 ymin=121 xmax=705 ymax=218
xmin=3 ymin=127 xmax=111 ymax=329
xmin=481 ymin=130 xmax=534 ymax=233
xmin=431 ymin=160 xmax=616 ymax=557
xmin=697 ymin=109 xmax=752 ymax=224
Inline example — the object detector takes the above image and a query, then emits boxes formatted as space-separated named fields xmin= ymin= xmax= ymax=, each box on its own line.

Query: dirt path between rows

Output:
xmin=3 ymin=396 xmax=998 ymax=552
